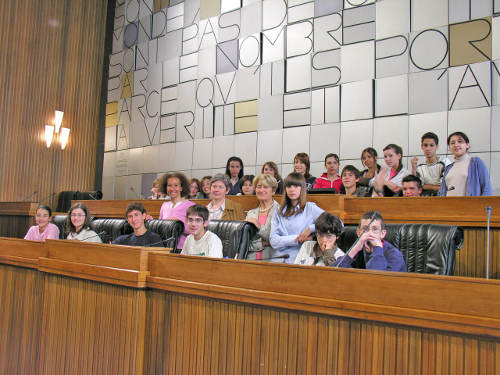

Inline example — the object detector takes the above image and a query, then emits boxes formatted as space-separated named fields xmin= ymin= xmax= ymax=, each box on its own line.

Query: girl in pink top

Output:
xmin=159 ymin=172 xmax=195 ymax=249
xmin=373 ymin=144 xmax=411 ymax=197
xmin=313 ymin=153 xmax=342 ymax=192
xmin=24 ymin=205 xmax=60 ymax=241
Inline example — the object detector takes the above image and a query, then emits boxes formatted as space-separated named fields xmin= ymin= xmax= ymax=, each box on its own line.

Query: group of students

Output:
xmin=24 ymin=130 xmax=491 ymax=273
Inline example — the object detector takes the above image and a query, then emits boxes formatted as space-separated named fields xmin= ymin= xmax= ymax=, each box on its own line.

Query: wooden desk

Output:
xmin=0 ymin=201 xmax=38 ymax=238
xmin=1 ymin=239 xmax=499 ymax=374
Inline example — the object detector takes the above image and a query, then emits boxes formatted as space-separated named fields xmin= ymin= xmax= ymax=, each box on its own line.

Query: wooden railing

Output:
xmin=1 ymin=238 xmax=500 ymax=374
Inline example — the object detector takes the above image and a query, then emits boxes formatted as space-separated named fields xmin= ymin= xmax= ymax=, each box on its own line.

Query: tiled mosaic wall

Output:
xmin=103 ymin=0 xmax=500 ymax=198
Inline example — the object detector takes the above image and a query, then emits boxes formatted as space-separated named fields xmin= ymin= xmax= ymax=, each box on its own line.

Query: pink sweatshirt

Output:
xmin=24 ymin=222 xmax=60 ymax=241
xmin=159 ymin=200 xmax=196 ymax=249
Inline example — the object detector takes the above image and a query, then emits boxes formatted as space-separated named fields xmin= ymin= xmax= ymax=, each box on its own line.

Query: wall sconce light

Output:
xmin=45 ymin=125 xmax=55 ymax=148
xmin=54 ymin=110 xmax=64 ymax=133
xmin=60 ymin=127 xmax=70 ymax=149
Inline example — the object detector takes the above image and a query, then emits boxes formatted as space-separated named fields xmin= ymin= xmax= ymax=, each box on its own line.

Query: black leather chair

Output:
xmin=143 ymin=219 xmax=185 ymax=250
xmin=56 ymin=191 xmax=78 ymax=213
xmin=52 ymin=215 xmax=68 ymax=239
xmin=206 ymin=220 xmax=258 ymax=259
xmin=336 ymin=223 xmax=464 ymax=275
xmin=92 ymin=218 xmax=132 ymax=243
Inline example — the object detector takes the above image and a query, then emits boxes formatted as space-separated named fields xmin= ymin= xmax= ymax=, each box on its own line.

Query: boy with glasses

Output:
xmin=182 ymin=204 xmax=223 ymax=258
xmin=295 ymin=212 xmax=344 ymax=266
xmin=333 ymin=211 xmax=406 ymax=272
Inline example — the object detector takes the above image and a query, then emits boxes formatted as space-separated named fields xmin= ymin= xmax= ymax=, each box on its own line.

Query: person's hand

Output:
xmin=262 ymin=240 xmax=270 ymax=247
xmin=385 ymin=180 xmax=401 ymax=193
xmin=411 ymin=157 xmax=418 ymax=172
xmin=244 ymin=217 xmax=262 ymax=230
xmin=373 ymin=169 xmax=388 ymax=195
xmin=295 ymin=227 xmax=311 ymax=243
xmin=146 ymin=214 xmax=154 ymax=220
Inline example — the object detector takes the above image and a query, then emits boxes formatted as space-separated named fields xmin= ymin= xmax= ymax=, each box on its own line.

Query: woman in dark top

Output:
xmin=225 ymin=156 xmax=244 ymax=195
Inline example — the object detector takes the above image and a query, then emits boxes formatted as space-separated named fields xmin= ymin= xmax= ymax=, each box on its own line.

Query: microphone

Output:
xmin=335 ymin=211 xmax=380 ymax=268
xmin=486 ymin=206 xmax=492 ymax=279
xmin=144 ymin=237 xmax=174 ymax=247
xmin=130 ymin=187 xmax=145 ymax=200
xmin=447 ymin=186 xmax=455 ymax=192
xmin=254 ymin=254 xmax=290 ymax=262
xmin=88 ymin=193 xmax=97 ymax=200
xmin=38 ymin=192 xmax=56 ymax=203
xmin=82 ymin=231 xmax=107 ymax=241
xmin=23 ymin=191 xmax=37 ymax=201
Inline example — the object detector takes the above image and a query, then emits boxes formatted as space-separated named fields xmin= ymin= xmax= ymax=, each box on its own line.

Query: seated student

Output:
xmin=195 ymin=176 xmax=212 ymax=199
xmin=262 ymin=161 xmax=284 ymax=194
xmin=238 ymin=175 xmax=255 ymax=195
xmin=332 ymin=211 xmax=406 ymax=272
xmin=358 ymin=147 xmax=382 ymax=186
xmin=149 ymin=179 xmax=168 ymax=199
xmin=372 ymin=144 xmax=411 ymax=197
xmin=207 ymin=174 xmax=245 ymax=221
xmin=293 ymin=152 xmax=316 ymax=190
xmin=402 ymin=175 xmax=422 ymax=197
xmin=294 ymin=212 xmax=343 ymax=266
xmin=188 ymin=178 xmax=201 ymax=199
xmin=411 ymin=132 xmax=451 ymax=194
xmin=313 ymin=153 xmax=342 ymax=191
xmin=66 ymin=203 xmax=102 ymax=243
xmin=112 ymin=202 xmax=164 ymax=247
xmin=181 ymin=204 xmax=223 ymax=258
xmin=226 ymin=156 xmax=244 ymax=195
xmin=338 ymin=165 xmax=372 ymax=197
xmin=24 ymin=205 xmax=60 ymax=241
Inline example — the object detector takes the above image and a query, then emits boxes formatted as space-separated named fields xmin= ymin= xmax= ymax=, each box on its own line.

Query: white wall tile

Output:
xmin=193 ymin=138 xmax=214 ymax=169
xmin=212 ymin=135 xmax=235 ymax=168
xmin=309 ymin=123 xmax=340 ymax=162
xmin=286 ymin=54 xmax=311 ymax=92
xmin=114 ymin=176 xmax=128 ymax=199
xmin=376 ymin=0 xmax=410 ymax=39
xmin=105 ymin=126 xmax=117 ymax=152
xmin=490 ymin=152 xmax=500 ymax=195
xmin=143 ymin=144 xmax=160 ymax=173
xmin=129 ymin=147 xmax=144 ymax=174
xmin=408 ymin=111 xmax=448 ymax=156
xmin=101 ymin=176 xmax=115 ymax=199
xmin=449 ymin=61 xmax=491 ymax=111
xmin=492 ymin=106 xmax=500 ymax=152
xmin=341 ymin=41 xmax=375 ymax=83
xmin=375 ymin=74 xmax=408 ymax=117
xmin=373 ymin=116 xmax=409 ymax=159
xmin=409 ymin=27 xmax=448 ymax=73
xmin=258 ymin=95 xmax=284 ymax=131
xmin=411 ymin=0 xmax=448 ymax=31
xmin=234 ymin=132 xmax=258 ymax=166
xmin=340 ymin=119 xmax=373 ymax=160
xmin=103 ymin=152 xmax=116 ymax=178
xmin=310 ymin=161 xmax=324 ymax=179
xmin=340 ymin=80 xmax=374 ymax=122
xmin=448 ymin=107 xmax=491 ymax=153
xmin=158 ymin=142 xmax=176 ymax=172
xmin=126 ymin=175 xmax=143 ymax=199
xmin=256 ymin=129 xmax=283 ymax=165
xmin=174 ymin=140 xmax=194 ymax=171
xmin=281 ymin=126 xmax=311 ymax=163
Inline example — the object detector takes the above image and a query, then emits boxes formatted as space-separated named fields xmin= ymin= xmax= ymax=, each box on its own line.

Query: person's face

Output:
xmin=317 ymin=232 xmax=337 ymax=250
xmin=263 ymin=164 xmax=276 ymax=177
xmin=286 ymin=184 xmax=302 ymax=203
xmin=167 ymin=177 xmax=182 ymax=200
xmin=342 ymin=171 xmax=359 ymax=189
xmin=256 ymin=182 xmax=274 ymax=202
xmin=187 ymin=214 xmax=208 ymax=238
xmin=70 ymin=208 xmax=86 ymax=231
xmin=384 ymin=149 xmax=401 ymax=169
xmin=357 ymin=219 xmax=386 ymax=243
xmin=325 ymin=156 xmax=339 ymax=176
xmin=421 ymin=139 xmax=439 ymax=159
xmin=294 ymin=158 xmax=307 ymax=175
xmin=189 ymin=181 xmax=199 ymax=196
xmin=127 ymin=210 xmax=146 ymax=231
xmin=229 ymin=160 xmax=241 ymax=178
xmin=202 ymin=179 xmax=211 ymax=194
xmin=402 ymin=182 xmax=422 ymax=197
xmin=362 ymin=151 xmax=376 ymax=168
xmin=35 ymin=208 xmax=51 ymax=229
xmin=241 ymin=180 xmax=255 ymax=195
xmin=211 ymin=180 xmax=228 ymax=200
xmin=449 ymin=135 xmax=470 ymax=158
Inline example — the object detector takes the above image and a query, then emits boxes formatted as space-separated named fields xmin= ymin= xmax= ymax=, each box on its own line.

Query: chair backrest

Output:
xmin=143 ymin=219 xmax=185 ymax=250
xmin=206 ymin=220 xmax=258 ymax=259
xmin=92 ymin=218 xmax=132 ymax=244
xmin=55 ymin=191 xmax=78 ymax=213
xmin=52 ymin=215 xmax=68 ymax=239
xmin=336 ymin=223 xmax=463 ymax=275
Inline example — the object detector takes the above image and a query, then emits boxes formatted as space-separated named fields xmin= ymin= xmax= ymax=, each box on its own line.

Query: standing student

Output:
xmin=270 ymin=173 xmax=324 ymax=263
xmin=24 ymin=205 xmax=60 ymax=241
xmin=262 ymin=161 xmax=283 ymax=194
xmin=225 ymin=156 xmax=244 ymax=195
xmin=438 ymin=132 xmax=492 ymax=196
xmin=159 ymin=172 xmax=196 ymax=249
xmin=339 ymin=165 xmax=372 ymax=197
xmin=66 ymin=203 xmax=102 ymax=243
xmin=293 ymin=152 xmax=316 ymax=190
xmin=182 ymin=204 xmax=223 ymax=258
xmin=358 ymin=147 xmax=381 ymax=186
xmin=313 ymin=153 xmax=342 ymax=192
xmin=373 ymin=144 xmax=411 ymax=197
xmin=411 ymin=132 xmax=451 ymax=194
xmin=113 ymin=202 xmax=164 ymax=246
xmin=207 ymin=174 xmax=245 ymax=221
xmin=245 ymin=174 xmax=280 ymax=260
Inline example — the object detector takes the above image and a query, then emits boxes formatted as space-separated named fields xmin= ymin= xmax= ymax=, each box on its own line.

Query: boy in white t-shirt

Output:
xmin=411 ymin=132 xmax=451 ymax=194
xmin=181 ymin=204 xmax=223 ymax=258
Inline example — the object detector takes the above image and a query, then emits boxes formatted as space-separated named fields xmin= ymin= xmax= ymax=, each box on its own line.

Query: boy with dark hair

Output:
xmin=295 ymin=212 xmax=344 ymax=266
xmin=332 ymin=211 xmax=406 ymax=272
xmin=411 ymin=132 xmax=450 ymax=193
xmin=402 ymin=175 xmax=422 ymax=197
xmin=182 ymin=204 xmax=223 ymax=258
xmin=112 ymin=202 xmax=164 ymax=246
xmin=339 ymin=165 xmax=372 ymax=197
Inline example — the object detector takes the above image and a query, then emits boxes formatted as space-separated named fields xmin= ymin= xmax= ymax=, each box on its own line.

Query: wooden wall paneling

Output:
xmin=0 ymin=0 xmax=108 ymax=209
xmin=0 ymin=264 xmax=45 ymax=375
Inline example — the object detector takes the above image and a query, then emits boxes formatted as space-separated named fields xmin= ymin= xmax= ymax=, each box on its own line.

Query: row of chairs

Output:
xmin=52 ymin=215 xmax=464 ymax=275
